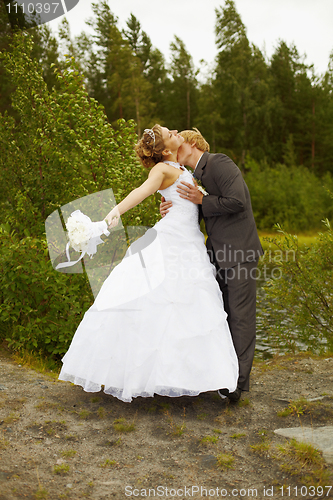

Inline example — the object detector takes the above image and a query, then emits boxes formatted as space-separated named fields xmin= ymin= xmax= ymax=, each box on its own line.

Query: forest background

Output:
xmin=0 ymin=0 xmax=332 ymax=359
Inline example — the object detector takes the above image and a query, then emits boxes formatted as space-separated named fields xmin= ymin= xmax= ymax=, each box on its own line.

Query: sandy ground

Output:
xmin=0 ymin=350 xmax=333 ymax=500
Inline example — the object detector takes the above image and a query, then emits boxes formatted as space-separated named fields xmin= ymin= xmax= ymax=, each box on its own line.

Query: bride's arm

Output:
xmin=105 ymin=165 xmax=165 ymax=226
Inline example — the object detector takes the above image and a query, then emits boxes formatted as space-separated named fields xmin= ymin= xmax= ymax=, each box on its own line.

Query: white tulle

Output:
xmin=59 ymin=162 xmax=238 ymax=402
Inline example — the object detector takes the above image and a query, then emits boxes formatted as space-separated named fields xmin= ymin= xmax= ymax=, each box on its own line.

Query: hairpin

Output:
xmin=144 ymin=128 xmax=155 ymax=147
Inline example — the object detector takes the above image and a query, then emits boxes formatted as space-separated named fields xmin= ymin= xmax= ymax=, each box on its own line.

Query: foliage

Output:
xmin=0 ymin=32 xmax=159 ymax=239
xmin=1 ymin=5 xmax=333 ymax=361
xmin=0 ymin=32 xmax=160 ymax=358
xmin=3 ymin=0 xmax=333 ymax=172
xmin=276 ymin=439 xmax=330 ymax=487
xmin=244 ymin=158 xmax=333 ymax=231
xmin=260 ymin=220 xmax=333 ymax=353
xmin=167 ymin=36 xmax=198 ymax=131
xmin=0 ymin=228 xmax=92 ymax=358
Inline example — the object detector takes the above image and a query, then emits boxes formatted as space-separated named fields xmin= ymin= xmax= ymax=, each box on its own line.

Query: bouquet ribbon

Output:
xmin=56 ymin=210 xmax=110 ymax=270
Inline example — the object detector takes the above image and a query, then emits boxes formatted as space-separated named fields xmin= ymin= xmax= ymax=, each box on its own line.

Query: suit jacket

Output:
xmin=195 ymin=152 xmax=263 ymax=269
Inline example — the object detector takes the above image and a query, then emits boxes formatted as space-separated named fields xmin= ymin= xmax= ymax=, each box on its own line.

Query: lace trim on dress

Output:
xmin=60 ymin=372 xmax=206 ymax=403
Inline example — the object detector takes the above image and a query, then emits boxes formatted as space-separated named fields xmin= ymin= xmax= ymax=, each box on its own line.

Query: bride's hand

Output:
xmin=160 ymin=196 xmax=172 ymax=217
xmin=105 ymin=206 xmax=120 ymax=228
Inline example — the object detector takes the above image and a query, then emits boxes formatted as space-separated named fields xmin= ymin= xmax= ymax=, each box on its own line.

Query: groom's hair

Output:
xmin=179 ymin=128 xmax=210 ymax=152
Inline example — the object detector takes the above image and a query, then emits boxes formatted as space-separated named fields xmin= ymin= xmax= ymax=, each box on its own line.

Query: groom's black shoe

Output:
xmin=218 ymin=387 xmax=242 ymax=403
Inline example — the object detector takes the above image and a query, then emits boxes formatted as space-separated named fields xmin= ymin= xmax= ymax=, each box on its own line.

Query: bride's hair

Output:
xmin=135 ymin=124 xmax=165 ymax=169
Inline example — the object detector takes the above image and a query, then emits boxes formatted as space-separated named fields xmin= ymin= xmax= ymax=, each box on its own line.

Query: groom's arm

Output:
xmin=201 ymin=156 xmax=246 ymax=217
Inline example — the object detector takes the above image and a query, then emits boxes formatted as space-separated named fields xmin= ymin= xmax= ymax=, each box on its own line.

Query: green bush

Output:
xmin=259 ymin=220 xmax=333 ymax=353
xmin=244 ymin=158 xmax=333 ymax=232
xmin=0 ymin=32 xmax=159 ymax=239
xmin=0 ymin=228 xmax=92 ymax=357
xmin=0 ymin=32 xmax=160 ymax=358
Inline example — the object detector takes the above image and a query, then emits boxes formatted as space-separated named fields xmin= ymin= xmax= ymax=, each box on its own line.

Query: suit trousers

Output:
xmin=206 ymin=238 xmax=258 ymax=391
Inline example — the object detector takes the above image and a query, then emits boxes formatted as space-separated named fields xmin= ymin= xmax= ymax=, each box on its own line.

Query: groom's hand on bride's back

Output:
xmin=160 ymin=196 xmax=172 ymax=217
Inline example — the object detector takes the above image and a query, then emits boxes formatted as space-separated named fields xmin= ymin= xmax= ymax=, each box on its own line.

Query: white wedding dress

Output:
xmin=59 ymin=162 xmax=238 ymax=402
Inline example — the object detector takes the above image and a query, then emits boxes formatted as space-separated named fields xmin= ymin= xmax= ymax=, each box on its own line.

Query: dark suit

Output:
xmin=195 ymin=152 xmax=263 ymax=391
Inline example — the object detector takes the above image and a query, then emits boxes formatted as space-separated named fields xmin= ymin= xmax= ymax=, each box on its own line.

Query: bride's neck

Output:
xmin=164 ymin=153 xmax=178 ymax=163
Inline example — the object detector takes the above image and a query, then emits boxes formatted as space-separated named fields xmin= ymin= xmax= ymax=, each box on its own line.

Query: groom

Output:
xmin=160 ymin=128 xmax=263 ymax=402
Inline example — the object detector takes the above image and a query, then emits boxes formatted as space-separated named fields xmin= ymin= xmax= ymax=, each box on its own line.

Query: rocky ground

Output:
xmin=0 ymin=349 xmax=333 ymax=500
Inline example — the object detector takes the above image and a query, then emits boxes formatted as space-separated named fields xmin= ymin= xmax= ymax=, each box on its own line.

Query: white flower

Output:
xmin=66 ymin=216 xmax=91 ymax=252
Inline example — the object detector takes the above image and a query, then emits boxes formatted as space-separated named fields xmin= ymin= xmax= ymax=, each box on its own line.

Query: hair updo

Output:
xmin=135 ymin=124 xmax=166 ymax=169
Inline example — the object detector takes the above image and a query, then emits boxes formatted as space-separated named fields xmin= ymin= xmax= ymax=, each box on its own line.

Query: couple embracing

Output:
xmin=59 ymin=125 xmax=263 ymax=404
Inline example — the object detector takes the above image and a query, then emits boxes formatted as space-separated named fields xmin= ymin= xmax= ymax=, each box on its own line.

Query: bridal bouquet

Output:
xmin=56 ymin=210 xmax=110 ymax=269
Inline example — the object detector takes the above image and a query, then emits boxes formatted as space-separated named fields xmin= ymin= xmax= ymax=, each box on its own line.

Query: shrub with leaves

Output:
xmin=244 ymin=158 xmax=333 ymax=232
xmin=0 ymin=228 xmax=92 ymax=357
xmin=0 ymin=32 xmax=160 ymax=358
xmin=0 ymin=32 xmax=159 ymax=238
xmin=260 ymin=220 xmax=333 ymax=353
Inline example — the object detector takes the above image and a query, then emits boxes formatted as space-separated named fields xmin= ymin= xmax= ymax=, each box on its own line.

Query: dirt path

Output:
xmin=0 ymin=350 xmax=332 ymax=500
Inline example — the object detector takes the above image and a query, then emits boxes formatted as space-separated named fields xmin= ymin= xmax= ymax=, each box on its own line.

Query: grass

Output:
xmin=0 ymin=431 xmax=9 ymax=450
xmin=3 ymin=412 xmax=20 ymax=424
xmin=61 ymin=450 xmax=76 ymax=458
xmin=250 ymin=441 xmax=271 ymax=455
xmin=43 ymin=420 xmax=67 ymax=436
xmin=196 ymin=412 xmax=208 ymax=420
xmin=34 ymin=400 xmax=59 ymax=411
xmin=35 ymin=468 xmax=48 ymax=499
xmin=11 ymin=349 xmax=59 ymax=378
xmin=113 ymin=417 xmax=136 ymax=433
xmin=164 ymin=409 xmax=186 ymax=436
xmin=277 ymin=398 xmax=309 ymax=418
xmin=201 ymin=435 xmax=218 ymax=445
xmin=276 ymin=438 xmax=331 ymax=486
xmin=34 ymin=487 xmax=49 ymax=500
xmin=230 ymin=432 xmax=246 ymax=439
xmin=238 ymin=397 xmax=250 ymax=407
xmin=99 ymin=459 xmax=117 ymax=468
xmin=258 ymin=231 xmax=319 ymax=252
xmin=53 ymin=463 xmax=70 ymax=475
xmin=78 ymin=409 xmax=91 ymax=420
xmin=216 ymin=453 xmax=235 ymax=470
xmin=65 ymin=434 xmax=78 ymax=441
xmin=277 ymin=397 xmax=333 ymax=422
xmin=250 ymin=429 xmax=271 ymax=455
xmin=97 ymin=406 xmax=106 ymax=419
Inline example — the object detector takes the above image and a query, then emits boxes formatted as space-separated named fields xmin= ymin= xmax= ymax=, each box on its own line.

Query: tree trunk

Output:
xmin=186 ymin=82 xmax=190 ymax=129
xmin=311 ymin=99 xmax=315 ymax=169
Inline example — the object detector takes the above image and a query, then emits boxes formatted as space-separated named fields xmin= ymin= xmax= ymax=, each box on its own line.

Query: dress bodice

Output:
xmin=158 ymin=161 xmax=198 ymax=222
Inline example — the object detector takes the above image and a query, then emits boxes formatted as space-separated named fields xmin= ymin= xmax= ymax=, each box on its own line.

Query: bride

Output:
xmin=59 ymin=125 xmax=238 ymax=402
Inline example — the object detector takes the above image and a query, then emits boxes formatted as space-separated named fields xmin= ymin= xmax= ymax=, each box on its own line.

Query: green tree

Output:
xmin=214 ymin=0 xmax=269 ymax=165
xmin=196 ymin=73 xmax=225 ymax=153
xmin=30 ymin=24 xmax=61 ymax=91
xmin=268 ymin=41 xmax=314 ymax=166
xmin=122 ymin=13 xmax=152 ymax=70
xmin=168 ymin=35 xmax=198 ymax=130
xmin=144 ymin=47 xmax=171 ymax=125
xmin=82 ymin=2 xmax=152 ymax=134
xmin=0 ymin=32 xmax=160 ymax=359
xmin=316 ymin=50 xmax=333 ymax=174
xmin=0 ymin=31 xmax=158 ymax=236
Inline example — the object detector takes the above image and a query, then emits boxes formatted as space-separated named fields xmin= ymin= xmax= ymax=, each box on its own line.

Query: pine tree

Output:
xmin=168 ymin=36 xmax=198 ymax=130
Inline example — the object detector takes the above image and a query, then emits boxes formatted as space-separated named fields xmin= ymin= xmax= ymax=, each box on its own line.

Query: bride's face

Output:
xmin=161 ymin=127 xmax=184 ymax=153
